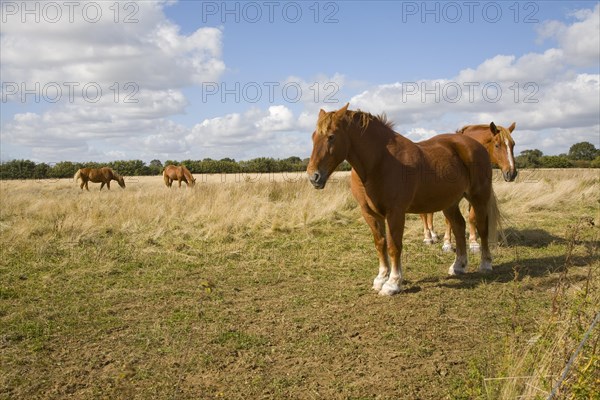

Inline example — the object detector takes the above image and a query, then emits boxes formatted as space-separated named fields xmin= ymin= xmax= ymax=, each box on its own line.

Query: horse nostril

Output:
xmin=312 ymin=172 xmax=321 ymax=183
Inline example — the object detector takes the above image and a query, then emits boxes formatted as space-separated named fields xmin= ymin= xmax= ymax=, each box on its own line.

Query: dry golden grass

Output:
xmin=0 ymin=169 xmax=598 ymax=399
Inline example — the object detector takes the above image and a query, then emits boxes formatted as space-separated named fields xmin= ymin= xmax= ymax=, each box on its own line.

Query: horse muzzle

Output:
xmin=503 ymin=169 xmax=518 ymax=182
xmin=308 ymin=171 xmax=328 ymax=189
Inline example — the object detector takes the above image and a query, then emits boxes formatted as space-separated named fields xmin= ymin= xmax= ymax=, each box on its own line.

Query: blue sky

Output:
xmin=1 ymin=1 xmax=599 ymax=162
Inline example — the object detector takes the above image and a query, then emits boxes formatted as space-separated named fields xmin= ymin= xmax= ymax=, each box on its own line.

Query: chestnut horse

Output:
xmin=163 ymin=165 xmax=196 ymax=188
xmin=307 ymin=104 xmax=500 ymax=296
xmin=420 ymin=122 xmax=516 ymax=251
xmin=74 ymin=167 xmax=125 ymax=191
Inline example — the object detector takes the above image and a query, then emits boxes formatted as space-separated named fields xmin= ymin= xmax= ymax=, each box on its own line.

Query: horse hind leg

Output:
xmin=441 ymin=216 xmax=453 ymax=252
xmin=420 ymin=213 xmax=434 ymax=244
xmin=100 ymin=182 xmax=105 ymax=190
xmin=469 ymin=200 xmax=493 ymax=273
xmin=443 ymin=204 xmax=467 ymax=275
xmin=467 ymin=204 xmax=480 ymax=253
xmin=427 ymin=213 xmax=439 ymax=242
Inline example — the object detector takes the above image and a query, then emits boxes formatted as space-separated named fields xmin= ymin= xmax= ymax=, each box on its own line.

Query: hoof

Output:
xmin=431 ymin=233 xmax=439 ymax=242
xmin=379 ymin=281 xmax=401 ymax=296
xmin=469 ymin=242 xmax=481 ymax=253
xmin=372 ymin=276 xmax=388 ymax=291
xmin=442 ymin=243 xmax=453 ymax=252
xmin=448 ymin=266 xmax=467 ymax=275
xmin=423 ymin=238 xmax=434 ymax=245
xmin=478 ymin=261 xmax=493 ymax=273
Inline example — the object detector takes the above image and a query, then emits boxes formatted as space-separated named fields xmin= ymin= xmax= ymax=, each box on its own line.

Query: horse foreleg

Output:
xmin=467 ymin=205 xmax=480 ymax=252
xmin=100 ymin=182 xmax=105 ymax=191
xmin=84 ymin=181 xmax=89 ymax=191
xmin=107 ymin=181 xmax=111 ymax=190
xmin=443 ymin=204 xmax=467 ymax=275
xmin=442 ymin=216 xmax=453 ymax=252
xmin=178 ymin=179 xmax=182 ymax=188
xmin=361 ymin=207 xmax=389 ymax=291
xmin=379 ymin=212 xmax=405 ymax=296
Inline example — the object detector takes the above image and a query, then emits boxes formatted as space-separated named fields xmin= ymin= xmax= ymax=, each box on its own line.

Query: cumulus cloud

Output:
xmin=1 ymin=1 xmax=225 ymax=161
xmin=350 ymin=4 xmax=600 ymax=155
xmin=1 ymin=2 xmax=224 ymax=88
xmin=536 ymin=4 xmax=600 ymax=67
xmin=185 ymin=105 xmax=305 ymax=159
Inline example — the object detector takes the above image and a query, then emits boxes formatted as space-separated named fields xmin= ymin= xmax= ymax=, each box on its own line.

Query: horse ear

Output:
xmin=508 ymin=122 xmax=516 ymax=133
xmin=333 ymin=103 xmax=349 ymax=120
xmin=318 ymin=109 xmax=326 ymax=118
xmin=490 ymin=122 xmax=499 ymax=135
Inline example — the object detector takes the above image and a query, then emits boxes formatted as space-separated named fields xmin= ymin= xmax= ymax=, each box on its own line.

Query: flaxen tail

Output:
xmin=487 ymin=188 xmax=506 ymax=247
xmin=74 ymin=169 xmax=81 ymax=182
xmin=162 ymin=168 xmax=169 ymax=187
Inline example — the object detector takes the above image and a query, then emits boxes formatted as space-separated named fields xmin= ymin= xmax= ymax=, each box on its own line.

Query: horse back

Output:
xmin=417 ymin=134 xmax=492 ymax=197
xmin=418 ymin=134 xmax=490 ymax=171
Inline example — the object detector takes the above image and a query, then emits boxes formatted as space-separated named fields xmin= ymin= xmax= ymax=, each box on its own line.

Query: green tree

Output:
xmin=148 ymin=159 xmax=163 ymax=175
xmin=568 ymin=142 xmax=599 ymax=161
xmin=515 ymin=149 xmax=543 ymax=168
xmin=539 ymin=155 xmax=573 ymax=168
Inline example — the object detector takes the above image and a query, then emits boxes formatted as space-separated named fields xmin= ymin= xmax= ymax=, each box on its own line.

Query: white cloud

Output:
xmin=536 ymin=4 xmax=600 ymax=67
xmin=1 ymin=2 xmax=224 ymax=88
xmin=350 ymin=4 xmax=600 ymax=155
xmin=173 ymin=105 xmax=316 ymax=160
xmin=1 ymin=0 xmax=226 ymax=162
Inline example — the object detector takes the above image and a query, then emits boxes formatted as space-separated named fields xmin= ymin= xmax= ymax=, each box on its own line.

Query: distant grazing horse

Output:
xmin=420 ymin=122 xmax=516 ymax=251
xmin=163 ymin=165 xmax=196 ymax=188
xmin=74 ymin=167 xmax=125 ymax=191
xmin=307 ymin=104 xmax=500 ymax=295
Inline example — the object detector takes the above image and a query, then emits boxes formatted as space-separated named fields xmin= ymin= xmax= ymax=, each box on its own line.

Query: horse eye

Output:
xmin=327 ymin=135 xmax=335 ymax=143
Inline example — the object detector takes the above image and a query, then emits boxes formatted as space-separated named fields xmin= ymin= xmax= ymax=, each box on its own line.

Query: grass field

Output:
xmin=1 ymin=169 xmax=598 ymax=399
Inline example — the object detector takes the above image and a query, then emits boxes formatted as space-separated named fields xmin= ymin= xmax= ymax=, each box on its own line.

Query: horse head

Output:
xmin=116 ymin=174 xmax=126 ymax=188
xmin=307 ymin=103 xmax=351 ymax=189
xmin=489 ymin=122 xmax=517 ymax=182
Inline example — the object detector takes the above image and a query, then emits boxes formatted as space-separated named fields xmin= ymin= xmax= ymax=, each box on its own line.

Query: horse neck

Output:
xmin=462 ymin=128 xmax=497 ymax=161
xmin=345 ymin=119 xmax=398 ymax=181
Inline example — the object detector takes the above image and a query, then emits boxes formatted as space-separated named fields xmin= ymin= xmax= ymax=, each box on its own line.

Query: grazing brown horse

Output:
xmin=163 ymin=165 xmax=196 ymax=188
xmin=307 ymin=104 xmax=500 ymax=295
xmin=74 ymin=167 xmax=125 ymax=191
xmin=420 ymin=122 xmax=516 ymax=251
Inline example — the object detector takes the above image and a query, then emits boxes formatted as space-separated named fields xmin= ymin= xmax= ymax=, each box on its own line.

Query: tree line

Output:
xmin=515 ymin=142 xmax=600 ymax=168
xmin=0 ymin=157 xmax=352 ymax=180
xmin=0 ymin=141 xmax=597 ymax=180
